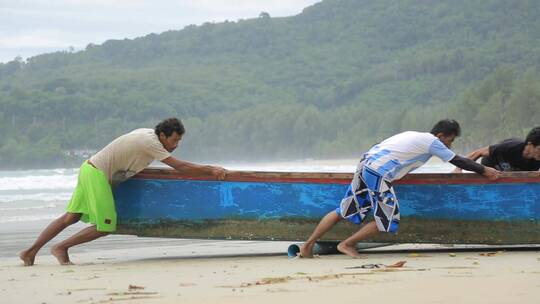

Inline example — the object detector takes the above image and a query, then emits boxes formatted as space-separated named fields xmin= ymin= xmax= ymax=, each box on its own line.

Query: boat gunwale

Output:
xmin=133 ymin=168 xmax=540 ymax=185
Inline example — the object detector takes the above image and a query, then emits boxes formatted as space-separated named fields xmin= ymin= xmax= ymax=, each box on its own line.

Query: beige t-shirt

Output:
xmin=90 ymin=128 xmax=171 ymax=186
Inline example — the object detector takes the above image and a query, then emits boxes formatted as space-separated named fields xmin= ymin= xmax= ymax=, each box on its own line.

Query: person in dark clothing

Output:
xmin=455 ymin=126 xmax=540 ymax=172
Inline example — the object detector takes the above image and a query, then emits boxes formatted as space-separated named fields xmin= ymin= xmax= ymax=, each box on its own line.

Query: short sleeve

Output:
xmin=144 ymin=136 xmax=171 ymax=161
xmin=429 ymin=139 xmax=455 ymax=162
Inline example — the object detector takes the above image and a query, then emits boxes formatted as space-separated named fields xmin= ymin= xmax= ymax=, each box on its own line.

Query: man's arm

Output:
xmin=465 ymin=146 xmax=490 ymax=161
xmin=161 ymin=156 xmax=227 ymax=180
xmin=452 ymin=146 xmax=490 ymax=173
xmin=449 ymin=155 xmax=500 ymax=180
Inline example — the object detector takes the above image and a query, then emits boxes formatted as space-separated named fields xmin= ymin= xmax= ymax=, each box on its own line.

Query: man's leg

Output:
xmin=51 ymin=225 xmax=109 ymax=265
xmin=299 ymin=211 xmax=342 ymax=258
xmin=19 ymin=212 xmax=81 ymax=266
xmin=337 ymin=221 xmax=380 ymax=258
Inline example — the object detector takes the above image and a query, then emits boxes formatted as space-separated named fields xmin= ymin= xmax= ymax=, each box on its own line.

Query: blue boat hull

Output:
xmin=113 ymin=170 xmax=540 ymax=244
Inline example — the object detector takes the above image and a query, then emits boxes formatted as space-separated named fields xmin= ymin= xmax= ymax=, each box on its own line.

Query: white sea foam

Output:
xmin=0 ymin=168 xmax=77 ymax=206
xmin=0 ymin=202 xmax=57 ymax=211
xmin=0 ymin=214 xmax=59 ymax=223
xmin=0 ymin=174 xmax=77 ymax=191
xmin=223 ymin=158 xmax=454 ymax=173
xmin=0 ymin=192 xmax=73 ymax=203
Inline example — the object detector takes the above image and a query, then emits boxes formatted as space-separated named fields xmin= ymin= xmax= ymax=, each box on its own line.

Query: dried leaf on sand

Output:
xmin=128 ymin=284 xmax=145 ymax=291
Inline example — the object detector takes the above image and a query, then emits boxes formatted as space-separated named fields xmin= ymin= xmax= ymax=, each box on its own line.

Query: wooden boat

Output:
xmin=114 ymin=169 xmax=540 ymax=245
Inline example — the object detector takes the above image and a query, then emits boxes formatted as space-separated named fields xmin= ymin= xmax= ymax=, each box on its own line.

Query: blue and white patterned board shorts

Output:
xmin=335 ymin=161 xmax=400 ymax=233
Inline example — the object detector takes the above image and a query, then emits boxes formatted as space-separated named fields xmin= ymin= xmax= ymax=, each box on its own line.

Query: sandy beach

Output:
xmin=2 ymin=238 xmax=539 ymax=304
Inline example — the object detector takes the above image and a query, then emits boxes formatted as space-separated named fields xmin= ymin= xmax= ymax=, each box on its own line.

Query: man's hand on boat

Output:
xmin=210 ymin=166 xmax=227 ymax=180
xmin=162 ymin=157 xmax=227 ymax=180
xmin=483 ymin=166 xmax=501 ymax=180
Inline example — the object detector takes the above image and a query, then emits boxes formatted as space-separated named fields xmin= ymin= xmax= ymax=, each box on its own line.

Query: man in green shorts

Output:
xmin=20 ymin=117 xmax=227 ymax=266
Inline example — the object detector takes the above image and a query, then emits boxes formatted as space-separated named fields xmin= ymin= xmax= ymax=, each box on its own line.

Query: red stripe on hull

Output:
xmin=134 ymin=169 xmax=540 ymax=185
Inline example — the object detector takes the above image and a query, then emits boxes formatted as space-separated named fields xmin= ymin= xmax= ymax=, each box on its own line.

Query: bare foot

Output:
xmin=337 ymin=242 xmax=364 ymax=258
xmin=298 ymin=242 xmax=314 ymax=258
xmin=51 ymin=245 xmax=74 ymax=265
xmin=19 ymin=249 xmax=36 ymax=266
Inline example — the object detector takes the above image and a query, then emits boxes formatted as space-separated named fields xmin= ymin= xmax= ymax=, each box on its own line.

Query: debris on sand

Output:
xmin=479 ymin=251 xmax=504 ymax=257
xmin=345 ymin=260 xmax=407 ymax=269
xmin=128 ymin=284 xmax=145 ymax=291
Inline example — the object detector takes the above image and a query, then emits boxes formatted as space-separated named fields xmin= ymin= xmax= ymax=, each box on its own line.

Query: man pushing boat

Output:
xmin=20 ymin=117 xmax=227 ymax=266
xmin=454 ymin=126 xmax=540 ymax=172
xmin=299 ymin=119 xmax=501 ymax=258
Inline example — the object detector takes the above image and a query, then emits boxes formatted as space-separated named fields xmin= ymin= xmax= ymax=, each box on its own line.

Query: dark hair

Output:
xmin=430 ymin=119 xmax=461 ymax=137
xmin=526 ymin=126 xmax=540 ymax=146
xmin=154 ymin=117 xmax=185 ymax=137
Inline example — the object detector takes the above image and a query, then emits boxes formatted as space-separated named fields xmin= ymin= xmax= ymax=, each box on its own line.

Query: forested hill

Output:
xmin=0 ymin=0 xmax=539 ymax=169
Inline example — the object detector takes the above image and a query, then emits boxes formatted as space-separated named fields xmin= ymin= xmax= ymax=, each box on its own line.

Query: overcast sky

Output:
xmin=0 ymin=0 xmax=321 ymax=63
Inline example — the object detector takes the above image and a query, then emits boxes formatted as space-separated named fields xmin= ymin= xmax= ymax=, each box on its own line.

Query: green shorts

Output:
xmin=66 ymin=161 xmax=117 ymax=232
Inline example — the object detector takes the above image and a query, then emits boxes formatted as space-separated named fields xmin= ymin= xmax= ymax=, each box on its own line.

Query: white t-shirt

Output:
xmin=362 ymin=131 xmax=455 ymax=181
xmin=90 ymin=128 xmax=171 ymax=186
